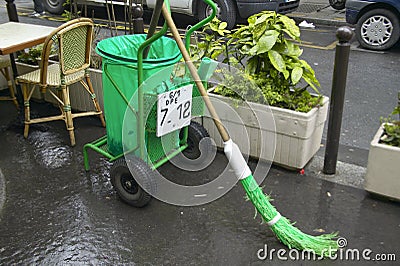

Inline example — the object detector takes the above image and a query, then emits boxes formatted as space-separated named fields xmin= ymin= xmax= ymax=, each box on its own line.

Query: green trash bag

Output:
xmin=96 ymin=34 xmax=182 ymax=156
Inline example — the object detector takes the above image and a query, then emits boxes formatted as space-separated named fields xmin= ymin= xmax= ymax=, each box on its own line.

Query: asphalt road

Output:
xmin=1 ymin=0 xmax=400 ymax=151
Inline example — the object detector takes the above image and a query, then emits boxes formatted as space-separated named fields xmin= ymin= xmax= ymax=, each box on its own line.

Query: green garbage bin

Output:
xmin=96 ymin=34 xmax=182 ymax=156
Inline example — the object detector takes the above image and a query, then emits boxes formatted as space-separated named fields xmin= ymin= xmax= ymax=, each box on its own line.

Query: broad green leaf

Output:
xmin=210 ymin=23 xmax=218 ymax=31
xmin=273 ymin=42 xmax=287 ymax=54
xmin=278 ymin=15 xmax=300 ymax=38
xmin=248 ymin=16 xmax=257 ymax=26
xmin=268 ymin=50 xmax=285 ymax=72
xmin=292 ymin=46 xmax=303 ymax=57
xmin=302 ymin=72 xmax=320 ymax=94
xmin=248 ymin=45 xmax=259 ymax=55
xmin=197 ymin=42 xmax=208 ymax=49
xmin=273 ymin=24 xmax=282 ymax=31
xmin=302 ymin=74 xmax=319 ymax=92
xmin=282 ymin=29 xmax=299 ymax=41
xmin=205 ymin=35 xmax=213 ymax=41
xmin=291 ymin=66 xmax=303 ymax=84
xmin=284 ymin=41 xmax=294 ymax=55
xmin=217 ymin=29 xmax=229 ymax=36
xmin=283 ymin=69 xmax=290 ymax=80
xmin=255 ymin=14 xmax=268 ymax=25
xmin=253 ymin=23 xmax=267 ymax=40
xmin=211 ymin=50 xmax=222 ymax=59
xmin=219 ymin=21 xmax=228 ymax=30
xmin=300 ymin=59 xmax=315 ymax=74
xmin=283 ymin=41 xmax=303 ymax=57
xmin=245 ymin=57 xmax=259 ymax=74
xmin=256 ymin=31 xmax=279 ymax=54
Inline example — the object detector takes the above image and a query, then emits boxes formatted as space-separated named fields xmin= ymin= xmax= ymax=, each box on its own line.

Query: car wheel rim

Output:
xmin=361 ymin=15 xmax=393 ymax=46
xmin=205 ymin=4 xmax=221 ymax=19
xmin=47 ymin=0 xmax=62 ymax=8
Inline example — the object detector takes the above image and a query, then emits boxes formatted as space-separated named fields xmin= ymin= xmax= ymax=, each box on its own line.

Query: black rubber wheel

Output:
xmin=197 ymin=0 xmax=237 ymax=30
xmin=329 ymin=0 xmax=346 ymax=10
xmin=181 ymin=121 xmax=211 ymax=160
xmin=43 ymin=0 xmax=66 ymax=15
xmin=110 ymin=157 xmax=155 ymax=207
xmin=355 ymin=8 xmax=400 ymax=51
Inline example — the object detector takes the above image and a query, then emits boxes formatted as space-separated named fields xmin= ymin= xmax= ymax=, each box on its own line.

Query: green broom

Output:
xmin=160 ymin=3 xmax=338 ymax=257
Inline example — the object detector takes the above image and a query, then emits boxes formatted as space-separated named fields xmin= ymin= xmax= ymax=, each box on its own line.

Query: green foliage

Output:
xmin=380 ymin=99 xmax=400 ymax=147
xmin=212 ymin=69 xmax=267 ymax=105
xmin=190 ymin=18 xmax=230 ymax=62
xmin=62 ymin=0 xmax=80 ymax=20
xmin=17 ymin=45 xmax=45 ymax=65
xmin=192 ymin=12 xmax=323 ymax=112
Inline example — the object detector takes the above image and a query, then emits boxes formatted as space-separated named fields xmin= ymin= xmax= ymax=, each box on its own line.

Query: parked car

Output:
xmin=44 ymin=0 xmax=300 ymax=29
xmin=346 ymin=0 xmax=400 ymax=50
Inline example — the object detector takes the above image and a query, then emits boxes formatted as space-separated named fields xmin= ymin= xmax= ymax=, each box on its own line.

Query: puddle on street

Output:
xmin=30 ymin=131 xmax=72 ymax=169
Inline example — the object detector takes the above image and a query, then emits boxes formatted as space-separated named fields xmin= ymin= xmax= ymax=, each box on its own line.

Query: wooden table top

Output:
xmin=0 ymin=22 xmax=56 ymax=55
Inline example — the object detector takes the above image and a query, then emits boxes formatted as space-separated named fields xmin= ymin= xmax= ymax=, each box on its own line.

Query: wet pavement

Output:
xmin=1 ymin=1 xmax=400 ymax=265
xmin=1 ymin=100 xmax=400 ymax=265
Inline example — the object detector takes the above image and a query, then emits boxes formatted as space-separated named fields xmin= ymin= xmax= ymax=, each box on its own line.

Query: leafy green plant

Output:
xmin=17 ymin=45 xmax=45 ymax=65
xmin=190 ymin=18 xmax=230 ymax=62
xmin=193 ymin=12 xmax=323 ymax=112
xmin=380 ymin=96 xmax=400 ymax=147
xmin=62 ymin=0 xmax=81 ymax=21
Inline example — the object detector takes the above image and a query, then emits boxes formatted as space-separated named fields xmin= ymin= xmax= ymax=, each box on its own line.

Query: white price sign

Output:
xmin=156 ymin=84 xmax=193 ymax=137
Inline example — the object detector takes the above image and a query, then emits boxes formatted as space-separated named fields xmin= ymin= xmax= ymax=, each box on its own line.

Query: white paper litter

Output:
xmin=299 ymin=20 xmax=315 ymax=28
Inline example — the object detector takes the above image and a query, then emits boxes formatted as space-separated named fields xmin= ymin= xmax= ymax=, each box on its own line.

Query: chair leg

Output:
xmin=86 ymin=75 xmax=106 ymax=127
xmin=61 ymin=85 xmax=76 ymax=146
xmin=3 ymin=67 xmax=19 ymax=109
xmin=22 ymin=84 xmax=30 ymax=138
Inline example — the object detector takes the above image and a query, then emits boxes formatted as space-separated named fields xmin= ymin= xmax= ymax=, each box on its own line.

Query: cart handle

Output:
xmin=184 ymin=0 xmax=217 ymax=51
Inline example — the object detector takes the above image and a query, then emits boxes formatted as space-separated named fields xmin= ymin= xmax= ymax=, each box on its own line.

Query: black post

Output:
xmin=323 ymin=26 xmax=354 ymax=174
xmin=5 ymin=0 xmax=19 ymax=22
xmin=132 ymin=4 xmax=144 ymax=34
xmin=5 ymin=0 xmax=24 ymax=106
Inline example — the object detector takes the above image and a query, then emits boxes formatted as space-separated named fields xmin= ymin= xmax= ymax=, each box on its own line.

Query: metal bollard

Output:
xmin=323 ymin=26 xmax=354 ymax=175
xmin=5 ymin=0 xmax=19 ymax=22
xmin=132 ymin=4 xmax=145 ymax=34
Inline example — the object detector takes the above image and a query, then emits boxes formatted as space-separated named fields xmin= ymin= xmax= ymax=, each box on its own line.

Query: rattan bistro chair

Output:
xmin=0 ymin=55 xmax=19 ymax=108
xmin=16 ymin=18 xmax=105 ymax=146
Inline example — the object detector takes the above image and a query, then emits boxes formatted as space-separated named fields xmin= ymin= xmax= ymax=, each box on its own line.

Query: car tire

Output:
xmin=197 ymin=0 xmax=237 ymax=29
xmin=355 ymin=8 xmax=400 ymax=51
xmin=43 ymin=0 xmax=66 ymax=15
xmin=329 ymin=0 xmax=345 ymax=10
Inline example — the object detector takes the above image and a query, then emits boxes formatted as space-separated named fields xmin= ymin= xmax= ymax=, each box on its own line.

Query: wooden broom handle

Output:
xmin=161 ymin=4 xmax=230 ymax=142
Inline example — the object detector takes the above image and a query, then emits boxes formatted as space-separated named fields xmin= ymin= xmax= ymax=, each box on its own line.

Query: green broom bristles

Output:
xmin=241 ymin=174 xmax=338 ymax=257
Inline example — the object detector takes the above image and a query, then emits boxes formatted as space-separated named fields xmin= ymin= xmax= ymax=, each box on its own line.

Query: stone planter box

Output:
xmin=16 ymin=62 xmax=104 ymax=111
xmin=365 ymin=124 xmax=400 ymax=201
xmin=200 ymin=93 xmax=329 ymax=169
